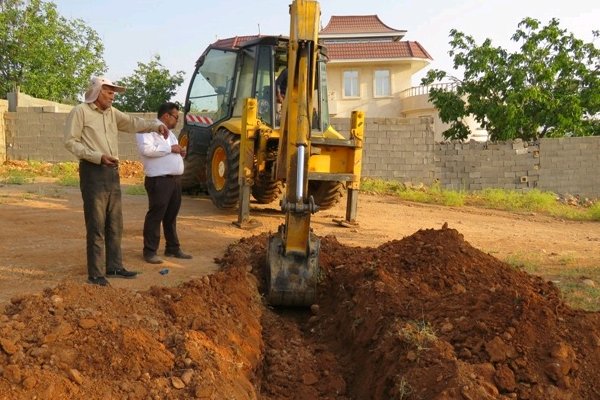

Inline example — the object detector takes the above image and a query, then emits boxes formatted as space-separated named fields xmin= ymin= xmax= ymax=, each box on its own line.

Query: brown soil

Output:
xmin=0 ymin=163 xmax=599 ymax=399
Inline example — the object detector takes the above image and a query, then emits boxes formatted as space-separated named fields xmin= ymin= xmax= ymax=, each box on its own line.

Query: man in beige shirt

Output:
xmin=65 ymin=76 xmax=168 ymax=286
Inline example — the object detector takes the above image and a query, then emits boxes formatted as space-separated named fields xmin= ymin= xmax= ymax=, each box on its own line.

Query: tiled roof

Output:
xmin=207 ymin=34 xmax=433 ymax=62
xmin=320 ymin=15 xmax=403 ymax=35
xmin=211 ymin=35 xmax=261 ymax=49
xmin=325 ymin=41 xmax=432 ymax=61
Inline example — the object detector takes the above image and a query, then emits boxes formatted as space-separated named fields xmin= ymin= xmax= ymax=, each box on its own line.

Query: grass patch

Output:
xmin=51 ymin=162 xmax=79 ymax=177
xmin=550 ymin=266 xmax=600 ymax=311
xmin=51 ymin=162 xmax=80 ymax=187
xmin=589 ymin=202 xmax=600 ymax=220
xmin=506 ymin=255 xmax=600 ymax=311
xmin=471 ymin=188 xmax=552 ymax=211
xmin=1 ymin=160 xmax=79 ymax=184
xmin=504 ymin=253 xmax=541 ymax=274
xmin=361 ymin=179 xmax=466 ymax=207
xmin=558 ymin=282 xmax=600 ymax=312
xmin=1 ymin=170 xmax=36 ymax=185
xmin=360 ymin=178 xmax=600 ymax=221
xmin=558 ymin=254 xmax=576 ymax=266
xmin=124 ymin=185 xmax=146 ymax=195
xmin=57 ymin=175 xmax=79 ymax=187
xmin=0 ymin=161 xmax=80 ymax=187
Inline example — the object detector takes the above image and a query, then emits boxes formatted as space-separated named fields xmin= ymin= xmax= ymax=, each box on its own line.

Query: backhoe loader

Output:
xmin=179 ymin=0 xmax=364 ymax=305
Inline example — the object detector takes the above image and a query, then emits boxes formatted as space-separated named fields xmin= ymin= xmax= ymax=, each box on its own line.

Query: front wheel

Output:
xmin=206 ymin=129 xmax=240 ymax=209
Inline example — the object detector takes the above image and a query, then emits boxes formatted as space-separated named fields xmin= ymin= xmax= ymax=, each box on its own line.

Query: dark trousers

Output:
xmin=79 ymin=160 xmax=123 ymax=278
xmin=143 ymin=175 xmax=182 ymax=257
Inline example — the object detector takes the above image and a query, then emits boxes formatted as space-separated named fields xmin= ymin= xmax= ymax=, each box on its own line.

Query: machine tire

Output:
xmin=206 ymin=129 xmax=240 ymax=209
xmin=252 ymin=174 xmax=283 ymax=204
xmin=181 ymin=153 xmax=207 ymax=192
xmin=178 ymin=131 xmax=206 ymax=193
xmin=308 ymin=181 xmax=344 ymax=211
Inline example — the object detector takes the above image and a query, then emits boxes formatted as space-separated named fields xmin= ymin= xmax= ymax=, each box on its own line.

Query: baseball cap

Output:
xmin=84 ymin=76 xmax=126 ymax=103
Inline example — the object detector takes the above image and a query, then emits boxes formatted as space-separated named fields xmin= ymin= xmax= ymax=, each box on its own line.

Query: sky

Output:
xmin=52 ymin=0 xmax=599 ymax=103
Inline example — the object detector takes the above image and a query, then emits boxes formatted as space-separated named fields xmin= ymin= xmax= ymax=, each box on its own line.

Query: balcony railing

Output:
xmin=399 ymin=82 xmax=458 ymax=99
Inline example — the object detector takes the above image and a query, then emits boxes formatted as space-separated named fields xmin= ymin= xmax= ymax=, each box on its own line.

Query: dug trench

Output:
xmin=1 ymin=227 xmax=600 ymax=399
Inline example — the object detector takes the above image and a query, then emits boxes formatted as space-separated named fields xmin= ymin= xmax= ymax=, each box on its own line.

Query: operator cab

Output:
xmin=184 ymin=36 xmax=331 ymax=134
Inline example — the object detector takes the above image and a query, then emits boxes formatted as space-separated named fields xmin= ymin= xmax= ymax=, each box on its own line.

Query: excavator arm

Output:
xmin=266 ymin=0 xmax=321 ymax=306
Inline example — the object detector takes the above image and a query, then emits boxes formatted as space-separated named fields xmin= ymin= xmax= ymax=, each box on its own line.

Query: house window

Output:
xmin=343 ymin=70 xmax=359 ymax=97
xmin=374 ymin=70 xmax=391 ymax=97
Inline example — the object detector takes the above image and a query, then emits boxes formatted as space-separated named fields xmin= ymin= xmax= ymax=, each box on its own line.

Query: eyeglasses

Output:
xmin=169 ymin=113 xmax=179 ymax=121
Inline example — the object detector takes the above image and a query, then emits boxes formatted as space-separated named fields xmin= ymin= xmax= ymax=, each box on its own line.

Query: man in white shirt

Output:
xmin=136 ymin=102 xmax=192 ymax=264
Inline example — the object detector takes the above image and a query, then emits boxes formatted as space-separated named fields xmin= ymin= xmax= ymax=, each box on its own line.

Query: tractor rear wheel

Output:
xmin=252 ymin=173 xmax=283 ymax=204
xmin=206 ymin=129 xmax=240 ymax=209
xmin=308 ymin=181 xmax=344 ymax=211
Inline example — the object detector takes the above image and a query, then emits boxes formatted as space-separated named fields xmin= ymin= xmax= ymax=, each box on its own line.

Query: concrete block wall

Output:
xmin=4 ymin=108 xmax=180 ymax=163
xmin=436 ymin=140 xmax=540 ymax=192
xmin=333 ymin=117 xmax=598 ymax=196
xmin=6 ymin=107 xmax=74 ymax=162
xmin=538 ymin=137 xmax=600 ymax=198
xmin=3 ymin=109 xmax=600 ymax=196
xmin=332 ymin=117 xmax=437 ymax=183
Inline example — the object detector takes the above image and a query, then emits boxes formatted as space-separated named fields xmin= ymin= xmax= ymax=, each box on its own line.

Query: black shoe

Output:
xmin=144 ymin=254 xmax=164 ymax=264
xmin=106 ymin=268 xmax=138 ymax=279
xmin=88 ymin=276 xmax=110 ymax=286
xmin=164 ymin=249 xmax=192 ymax=259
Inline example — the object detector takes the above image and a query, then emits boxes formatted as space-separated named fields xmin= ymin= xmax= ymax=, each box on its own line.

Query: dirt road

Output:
xmin=0 ymin=180 xmax=598 ymax=305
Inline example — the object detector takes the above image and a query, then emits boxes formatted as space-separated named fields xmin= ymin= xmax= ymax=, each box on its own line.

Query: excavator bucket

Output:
xmin=266 ymin=228 xmax=320 ymax=306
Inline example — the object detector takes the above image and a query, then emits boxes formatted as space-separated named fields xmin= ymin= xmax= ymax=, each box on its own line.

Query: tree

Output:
xmin=112 ymin=55 xmax=185 ymax=112
xmin=0 ymin=0 xmax=105 ymax=102
xmin=422 ymin=18 xmax=600 ymax=141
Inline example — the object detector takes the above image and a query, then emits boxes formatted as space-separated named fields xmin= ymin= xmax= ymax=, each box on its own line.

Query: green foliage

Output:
xmin=112 ymin=55 xmax=185 ymax=112
xmin=50 ymin=162 xmax=78 ymax=177
xmin=0 ymin=161 xmax=78 ymax=185
xmin=51 ymin=162 xmax=79 ymax=186
xmin=0 ymin=0 xmax=106 ymax=102
xmin=545 ymin=266 xmax=600 ymax=311
xmin=505 ymin=253 xmax=541 ymax=274
xmin=360 ymin=179 xmax=600 ymax=221
xmin=124 ymin=185 xmax=147 ymax=195
xmin=422 ymin=18 xmax=600 ymax=141
xmin=56 ymin=175 xmax=79 ymax=187
xmin=2 ymin=170 xmax=35 ymax=184
xmin=360 ymin=178 xmax=403 ymax=193
xmin=473 ymin=188 xmax=556 ymax=211
xmin=361 ymin=179 xmax=466 ymax=206
xmin=589 ymin=202 xmax=600 ymax=220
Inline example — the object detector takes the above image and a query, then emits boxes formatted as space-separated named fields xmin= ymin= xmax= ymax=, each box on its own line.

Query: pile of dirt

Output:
xmin=0 ymin=160 xmax=53 ymax=175
xmin=312 ymin=228 xmax=600 ymax=399
xmin=1 ymin=227 xmax=599 ymax=399
xmin=118 ymin=160 xmax=144 ymax=179
xmin=0 ymin=269 xmax=263 ymax=399
xmin=227 ymin=229 xmax=600 ymax=399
